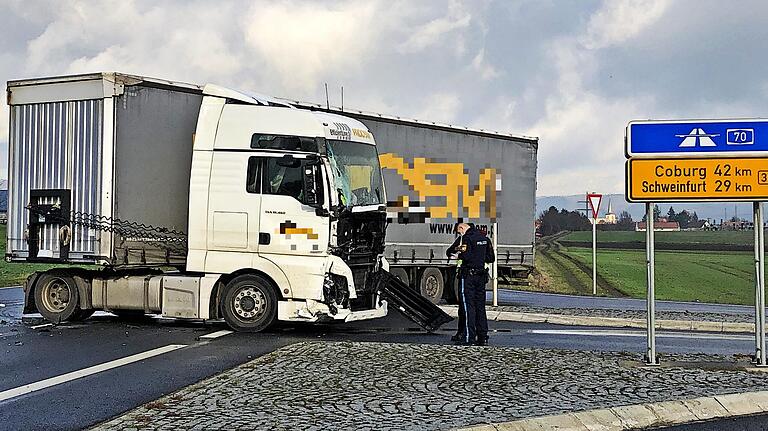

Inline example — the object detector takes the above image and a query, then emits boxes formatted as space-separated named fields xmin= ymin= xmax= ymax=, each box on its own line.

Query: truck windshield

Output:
xmin=327 ymin=140 xmax=384 ymax=207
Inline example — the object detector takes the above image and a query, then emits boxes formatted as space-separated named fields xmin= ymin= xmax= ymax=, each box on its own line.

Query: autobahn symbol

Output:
xmin=676 ymin=128 xmax=718 ymax=147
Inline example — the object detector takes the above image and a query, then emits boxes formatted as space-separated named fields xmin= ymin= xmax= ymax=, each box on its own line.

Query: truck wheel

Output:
xmin=419 ymin=267 xmax=444 ymax=304
xmin=221 ymin=275 xmax=277 ymax=332
xmin=34 ymin=274 xmax=81 ymax=323
xmin=389 ymin=268 xmax=410 ymax=287
xmin=444 ymin=271 xmax=460 ymax=305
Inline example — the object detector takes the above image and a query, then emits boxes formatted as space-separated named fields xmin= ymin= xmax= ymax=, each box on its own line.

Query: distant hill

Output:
xmin=536 ymin=193 xmax=754 ymax=223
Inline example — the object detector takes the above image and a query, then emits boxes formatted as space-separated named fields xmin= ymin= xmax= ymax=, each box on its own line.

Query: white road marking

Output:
xmin=29 ymin=323 xmax=53 ymax=330
xmin=199 ymin=330 xmax=233 ymax=340
xmin=527 ymin=329 xmax=754 ymax=341
xmin=0 ymin=304 xmax=5 ymax=308
xmin=0 ymin=344 xmax=186 ymax=403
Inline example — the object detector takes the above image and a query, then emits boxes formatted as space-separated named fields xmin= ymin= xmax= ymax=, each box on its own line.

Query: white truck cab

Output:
xmin=185 ymin=86 xmax=389 ymax=330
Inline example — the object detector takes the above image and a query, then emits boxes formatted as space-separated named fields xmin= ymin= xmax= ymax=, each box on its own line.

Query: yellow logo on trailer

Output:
xmin=379 ymin=153 xmax=499 ymax=220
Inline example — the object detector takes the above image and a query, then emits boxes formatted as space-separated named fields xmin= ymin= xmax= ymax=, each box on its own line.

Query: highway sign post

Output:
xmin=626 ymin=118 xmax=768 ymax=366
xmin=587 ymin=193 xmax=602 ymax=296
xmin=645 ymin=203 xmax=656 ymax=366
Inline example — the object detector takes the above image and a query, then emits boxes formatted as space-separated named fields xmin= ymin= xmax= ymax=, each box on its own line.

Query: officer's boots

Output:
xmin=474 ymin=335 xmax=489 ymax=346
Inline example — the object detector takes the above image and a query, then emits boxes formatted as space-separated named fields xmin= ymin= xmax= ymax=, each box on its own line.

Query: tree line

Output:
xmin=537 ymin=205 xmax=701 ymax=236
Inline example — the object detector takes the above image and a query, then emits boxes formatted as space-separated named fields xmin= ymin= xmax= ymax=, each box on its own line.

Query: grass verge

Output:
xmin=0 ymin=225 xmax=56 ymax=287
xmin=562 ymin=230 xmax=758 ymax=245
xmin=564 ymin=247 xmax=755 ymax=305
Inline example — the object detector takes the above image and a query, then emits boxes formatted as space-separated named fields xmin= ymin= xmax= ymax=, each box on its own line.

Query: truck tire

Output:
xmin=444 ymin=271 xmax=460 ymax=305
xmin=221 ymin=275 xmax=277 ymax=332
xmin=33 ymin=274 xmax=82 ymax=323
xmin=419 ymin=267 xmax=444 ymax=304
xmin=389 ymin=268 xmax=410 ymax=287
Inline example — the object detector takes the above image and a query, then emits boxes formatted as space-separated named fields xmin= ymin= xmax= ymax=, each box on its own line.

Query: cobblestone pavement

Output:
xmin=490 ymin=304 xmax=755 ymax=324
xmin=94 ymin=342 xmax=768 ymax=431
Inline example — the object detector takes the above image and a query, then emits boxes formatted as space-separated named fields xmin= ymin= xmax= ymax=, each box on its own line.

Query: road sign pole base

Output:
xmin=643 ymin=354 xmax=660 ymax=367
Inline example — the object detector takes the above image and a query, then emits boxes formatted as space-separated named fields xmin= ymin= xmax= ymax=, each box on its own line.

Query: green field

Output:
xmin=529 ymin=229 xmax=764 ymax=305
xmin=565 ymin=247 xmax=755 ymax=305
xmin=562 ymin=230 xmax=757 ymax=245
xmin=0 ymin=225 xmax=56 ymax=287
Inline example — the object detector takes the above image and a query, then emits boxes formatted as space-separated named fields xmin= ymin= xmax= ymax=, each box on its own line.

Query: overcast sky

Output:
xmin=2 ymin=0 xmax=768 ymax=196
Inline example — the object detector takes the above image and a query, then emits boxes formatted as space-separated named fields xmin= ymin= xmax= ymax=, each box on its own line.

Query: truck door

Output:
xmin=206 ymin=152 xmax=261 ymax=252
xmin=257 ymin=156 xmax=329 ymax=257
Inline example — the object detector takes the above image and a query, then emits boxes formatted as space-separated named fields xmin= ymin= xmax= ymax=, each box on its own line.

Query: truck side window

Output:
xmin=246 ymin=157 xmax=261 ymax=194
xmin=264 ymin=157 xmax=304 ymax=202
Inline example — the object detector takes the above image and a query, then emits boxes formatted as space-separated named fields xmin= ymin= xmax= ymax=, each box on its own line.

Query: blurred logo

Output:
xmin=380 ymin=153 xmax=500 ymax=223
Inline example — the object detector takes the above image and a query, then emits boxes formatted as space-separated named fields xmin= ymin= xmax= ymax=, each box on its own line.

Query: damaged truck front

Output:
xmin=9 ymin=73 xmax=450 ymax=332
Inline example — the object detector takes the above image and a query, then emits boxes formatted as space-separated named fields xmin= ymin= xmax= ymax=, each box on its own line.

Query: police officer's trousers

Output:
xmin=459 ymin=273 xmax=488 ymax=343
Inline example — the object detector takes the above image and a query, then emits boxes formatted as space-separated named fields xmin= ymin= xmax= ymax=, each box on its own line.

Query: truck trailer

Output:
xmin=7 ymin=72 xmax=450 ymax=332
xmin=288 ymin=102 xmax=539 ymax=303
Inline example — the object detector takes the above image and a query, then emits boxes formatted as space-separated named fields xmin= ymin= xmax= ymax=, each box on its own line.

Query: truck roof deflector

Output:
xmin=202 ymin=84 xmax=295 ymax=108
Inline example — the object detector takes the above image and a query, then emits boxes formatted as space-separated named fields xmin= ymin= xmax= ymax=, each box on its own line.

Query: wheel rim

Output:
xmin=40 ymin=277 xmax=72 ymax=313
xmin=425 ymin=274 xmax=440 ymax=298
xmin=233 ymin=285 xmax=267 ymax=321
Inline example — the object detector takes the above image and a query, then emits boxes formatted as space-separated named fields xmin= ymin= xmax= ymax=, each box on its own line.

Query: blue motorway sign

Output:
xmin=627 ymin=119 xmax=768 ymax=158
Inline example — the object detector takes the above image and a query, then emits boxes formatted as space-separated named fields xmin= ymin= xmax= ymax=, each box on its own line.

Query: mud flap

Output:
xmin=371 ymin=269 xmax=453 ymax=332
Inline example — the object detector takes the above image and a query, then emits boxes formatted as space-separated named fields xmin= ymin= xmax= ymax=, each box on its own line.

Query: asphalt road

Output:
xmin=0 ymin=286 xmax=763 ymax=430
xmin=493 ymin=288 xmax=755 ymax=315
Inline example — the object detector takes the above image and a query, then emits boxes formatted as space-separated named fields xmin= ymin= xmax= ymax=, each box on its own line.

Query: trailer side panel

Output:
xmin=349 ymin=116 xmax=538 ymax=269
xmin=113 ymin=86 xmax=202 ymax=264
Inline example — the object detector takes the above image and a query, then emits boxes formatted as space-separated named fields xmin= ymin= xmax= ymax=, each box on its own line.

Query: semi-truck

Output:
xmin=287 ymin=102 xmax=539 ymax=303
xmin=7 ymin=72 xmax=450 ymax=332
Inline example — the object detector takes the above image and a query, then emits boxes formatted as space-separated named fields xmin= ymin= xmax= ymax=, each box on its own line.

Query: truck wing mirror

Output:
xmin=303 ymin=163 xmax=324 ymax=209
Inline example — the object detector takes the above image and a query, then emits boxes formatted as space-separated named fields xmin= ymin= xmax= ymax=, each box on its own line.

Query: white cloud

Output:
xmin=414 ymin=92 xmax=461 ymax=124
xmin=398 ymin=1 xmax=471 ymax=53
xmin=242 ymin=1 xmax=383 ymax=94
xmin=471 ymin=47 xmax=500 ymax=80
xmin=581 ymin=0 xmax=670 ymax=49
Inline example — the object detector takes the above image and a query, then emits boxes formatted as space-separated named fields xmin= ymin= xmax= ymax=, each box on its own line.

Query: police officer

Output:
xmin=447 ymin=223 xmax=495 ymax=346
xmin=446 ymin=223 xmax=468 ymax=343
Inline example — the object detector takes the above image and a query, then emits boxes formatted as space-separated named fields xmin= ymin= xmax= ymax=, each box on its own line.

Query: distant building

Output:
xmin=686 ymin=219 xmax=711 ymax=230
xmin=721 ymin=219 xmax=751 ymax=230
xmin=635 ymin=221 xmax=680 ymax=232
xmin=596 ymin=199 xmax=617 ymax=224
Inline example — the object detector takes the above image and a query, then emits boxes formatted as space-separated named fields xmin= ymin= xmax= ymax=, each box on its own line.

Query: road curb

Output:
xmin=439 ymin=306 xmax=755 ymax=333
xmin=453 ymin=390 xmax=768 ymax=430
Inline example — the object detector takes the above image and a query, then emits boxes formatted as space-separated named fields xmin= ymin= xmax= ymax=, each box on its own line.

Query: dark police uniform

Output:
xmin=447 ymin=226 xmax=495 ymax=345
xmin=446 ymin=234 xmax=466 ymax=342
